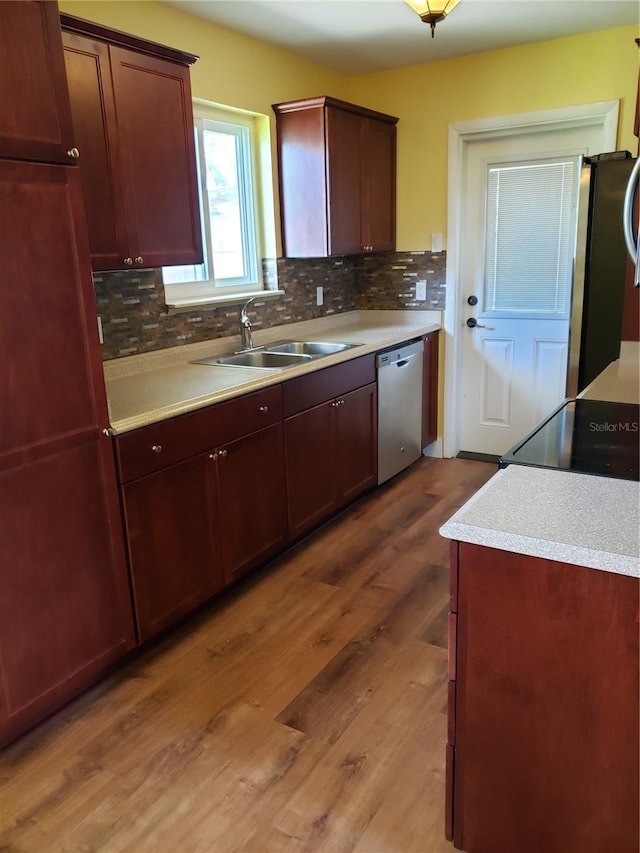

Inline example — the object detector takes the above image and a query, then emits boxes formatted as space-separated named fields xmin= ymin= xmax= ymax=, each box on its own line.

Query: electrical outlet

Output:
xmin=316 ymin=286 xmax=324 ymax=306
xmin=416 ymin=280 xmax=427 ymax=301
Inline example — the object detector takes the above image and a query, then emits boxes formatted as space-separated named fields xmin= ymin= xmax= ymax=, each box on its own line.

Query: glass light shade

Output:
xmin=405 ymin=0 xmax=461 ymax=17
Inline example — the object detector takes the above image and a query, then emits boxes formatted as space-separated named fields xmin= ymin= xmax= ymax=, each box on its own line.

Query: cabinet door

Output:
xmin=285 ymin=402 xmax=336 ymax=540
xmin=454 ymin=544 xmax=639 ymax=853
xmin=0 ymin=161 xmax=134 ymax=746
xmin=0 ymin=436 xmax=136 ymax=747
xmin=326 ymin=106 xmax=363 ymax=255
xmin=216 ymin=424 xmax=288 ymax=582
xmin=62 ymin=31 xmax=127 ymax=271
xmin=122 ymin=454 xmax=224 ymax=642
xmin=109 ymin=45 xmax=202 ymax=269
xmin=422 ymin=331 xmax=439 ymax=448
xmin=0 ymin=1 xmax=75 ymax=164
xmin=334 ymin=383 xmax=378 ymax=507
xmin=0 ymin=161 xmax=102 ymax=457
xmin=361 ymin=118 xmax=396 ymax=252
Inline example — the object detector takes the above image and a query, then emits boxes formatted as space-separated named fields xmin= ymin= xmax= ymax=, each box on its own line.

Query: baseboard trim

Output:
xmin=456 ymin=450 xmax=501 ymax=464
xmin=422 ymin=439 xmax=443 ymax=458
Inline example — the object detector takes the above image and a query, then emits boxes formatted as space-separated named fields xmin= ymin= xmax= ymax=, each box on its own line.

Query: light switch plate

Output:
xmin=431 ymin=233 xmax=443 ymax=253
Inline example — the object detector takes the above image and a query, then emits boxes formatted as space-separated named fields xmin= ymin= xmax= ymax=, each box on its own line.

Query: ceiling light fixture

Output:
xmin=405 ymin=0 xmax=461 ymax=38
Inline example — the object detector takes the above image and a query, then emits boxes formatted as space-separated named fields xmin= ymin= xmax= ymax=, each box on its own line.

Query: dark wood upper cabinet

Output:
xmin=61 ymin=15 xmax=203 ymax=271
xmin=273 ymin=96 xmax=398 ymax=258
xmin=0 ymin=1 xmax=75 ymax=165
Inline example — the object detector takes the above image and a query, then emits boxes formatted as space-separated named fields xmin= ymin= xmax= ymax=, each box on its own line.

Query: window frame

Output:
xmin=163 ymin=104 xmax=264 ymax=308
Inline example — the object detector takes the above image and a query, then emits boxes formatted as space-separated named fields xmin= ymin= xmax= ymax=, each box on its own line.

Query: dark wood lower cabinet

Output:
xmin=217 ymin=424 xmax=288 ymax=582
xmin=0 ymin=435 xmax=135 ymax=745
xmin=285 ymin=382 xmax=377 ymax=540
xmin=448 ymin=541 xmax=639 ymax=853
xmin=334 ymin=383 xmax=377 ymax=506
xmin=422 ymin=331 xmax=439 ymax=448
xmin=122 ymin=454 xmax=224 ymax=643
xmin=120 ymin=422 xmax=288 ymax=640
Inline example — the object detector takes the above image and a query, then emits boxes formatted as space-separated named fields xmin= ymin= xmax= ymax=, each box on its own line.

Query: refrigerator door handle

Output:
xmin=622 ymin=156 xmax=640 ymax=286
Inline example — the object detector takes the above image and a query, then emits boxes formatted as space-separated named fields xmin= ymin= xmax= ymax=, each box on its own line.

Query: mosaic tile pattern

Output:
xmin=354 ymin=251 xmax=446 ymax=310
xmin=96 ymin=251 xmax=446 ymax=360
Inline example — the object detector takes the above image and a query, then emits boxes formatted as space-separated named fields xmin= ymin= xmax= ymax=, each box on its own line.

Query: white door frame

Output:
xmin=442 ymin=100 xmax=619 ymax=458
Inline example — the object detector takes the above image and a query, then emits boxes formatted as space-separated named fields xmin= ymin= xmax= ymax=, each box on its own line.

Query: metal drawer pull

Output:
xmin=259 ymin=405 xmax=269 ymax=413
xmin=124 ymin=257 xmax=133 ymax=266
xmin=151 ymin=444 xmax=163 ymax=454
xmin=134 ymin=256 xmax=144 ymax=265
xmin=219 ymin=449 xmax=228 ymax=458
xmin=209 ymin=453 xmax=218 ymax=461
xmin=67 ymin=147 xmax=80 ymax=159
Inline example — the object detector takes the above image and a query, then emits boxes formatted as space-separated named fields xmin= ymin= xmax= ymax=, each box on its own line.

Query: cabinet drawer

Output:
xmin=116 ymin=386 xmax=282 ymax=482
xmin=282 ymin=354 xmax=376 ymax=417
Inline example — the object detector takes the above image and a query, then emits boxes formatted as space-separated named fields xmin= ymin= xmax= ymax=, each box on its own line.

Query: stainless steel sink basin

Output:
xmin=215 ymin=351 xmax=313 ymax=369
xmin=191 ymin=339 xmax=363 ymax=371
xmin=264 ymin=340 xmax=362 ymax=356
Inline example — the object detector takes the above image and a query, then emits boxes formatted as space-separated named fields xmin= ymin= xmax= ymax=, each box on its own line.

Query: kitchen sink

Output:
xmin=215 ymin=351 xmax=313 ymax=369
xmin=192 ymin=339 xmax=363 ymax=371
xmin=264 ymin=340 xmax=362 ymax=356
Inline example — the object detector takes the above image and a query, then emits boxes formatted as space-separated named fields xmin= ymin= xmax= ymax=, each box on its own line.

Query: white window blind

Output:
xmin=484 ymin=158 xmax=578 ymax=315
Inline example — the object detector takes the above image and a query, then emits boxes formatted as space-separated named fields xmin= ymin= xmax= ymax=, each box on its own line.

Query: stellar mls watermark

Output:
xmin=589 ymin=421 xmax=639 ymax=432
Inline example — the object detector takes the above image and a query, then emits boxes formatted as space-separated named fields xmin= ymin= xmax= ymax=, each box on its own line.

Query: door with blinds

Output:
xmin=458 ymin=135 xmax=587 ymax=456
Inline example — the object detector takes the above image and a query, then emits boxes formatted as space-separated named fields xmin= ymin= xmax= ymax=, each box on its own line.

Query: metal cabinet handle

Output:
xmin=67 ymin=147 xmax=80 ymax=159
xmin=259 ymin=405 xmax=268 ymax=413
xmin=152 ymin=444 xmax=163 ymax=454
xmin=219 ymin=449 xmax=228 ymax=458
xmin=134 ymin=256 xmax=144 ymax=265
xmin=209 ymin=453 xmax=218 ymax=461
xmin=124 ymin=257 xmax=133 ymax=266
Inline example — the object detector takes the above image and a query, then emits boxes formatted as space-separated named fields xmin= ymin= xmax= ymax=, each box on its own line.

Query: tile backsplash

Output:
xmin=95 ymin=251 xmax=446 ymax=360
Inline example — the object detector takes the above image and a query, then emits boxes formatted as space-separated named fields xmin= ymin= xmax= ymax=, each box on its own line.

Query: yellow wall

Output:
xmin=59 ymin=2 xmax=638 ymax=254
xmin=347 ymin=26 xmax=639 ymax=250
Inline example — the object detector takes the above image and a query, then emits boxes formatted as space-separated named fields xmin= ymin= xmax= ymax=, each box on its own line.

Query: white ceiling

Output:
xmin=165 ymin=0 xmax=639 ymax=75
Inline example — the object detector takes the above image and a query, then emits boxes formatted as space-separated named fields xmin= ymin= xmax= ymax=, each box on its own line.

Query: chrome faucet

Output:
xmin=239 ymin=297 xmax=255 ymax=350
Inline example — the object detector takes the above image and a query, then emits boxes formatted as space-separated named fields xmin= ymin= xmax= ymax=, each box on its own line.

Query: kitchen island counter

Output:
xmin=104 ymin=309 xmax=440 ymax=433
xmin=440 ymin=464 xmax=639 ymax=577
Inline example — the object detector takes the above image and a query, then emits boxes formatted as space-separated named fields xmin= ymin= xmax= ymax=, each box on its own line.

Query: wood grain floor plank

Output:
xmin=0 ymin=458 xmax=494 ymax=853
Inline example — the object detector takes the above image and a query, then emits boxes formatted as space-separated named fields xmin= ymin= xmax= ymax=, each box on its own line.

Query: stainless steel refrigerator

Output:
xmin=567 ymin=151 xmax=636 ymax=396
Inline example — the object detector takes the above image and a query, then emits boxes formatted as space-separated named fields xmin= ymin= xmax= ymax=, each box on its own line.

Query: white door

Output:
xmin=457 ymin=121 xmax=614 ymax=456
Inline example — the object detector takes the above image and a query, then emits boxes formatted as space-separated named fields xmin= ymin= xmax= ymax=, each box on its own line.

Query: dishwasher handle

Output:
xmin=376 ymin=339 xmax=424 ymax=369
xmin=396 ymin=354 xmax=418 ymax=368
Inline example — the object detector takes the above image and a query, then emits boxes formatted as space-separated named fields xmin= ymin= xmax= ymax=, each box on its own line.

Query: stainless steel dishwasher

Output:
xmin=376 ymin=339 xmax=424 ymax=484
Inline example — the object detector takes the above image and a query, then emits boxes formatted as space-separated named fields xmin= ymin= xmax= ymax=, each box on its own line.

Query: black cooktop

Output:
xmin=500 ymin=398 xmax=640 ymax=482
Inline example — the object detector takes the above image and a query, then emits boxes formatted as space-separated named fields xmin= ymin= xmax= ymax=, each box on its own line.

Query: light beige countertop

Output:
xmin=440 ymin=341 xmax=639 ymax=577
xmin=440 ymin=465 xmax=639 ymax=578
xmin=104 ymin=310 xmax=441 ymax=433
xmin=580 ymin=341 xmax=640 ymax=404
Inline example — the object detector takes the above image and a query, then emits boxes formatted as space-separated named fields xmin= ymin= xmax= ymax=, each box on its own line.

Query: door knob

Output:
xmin=466 ymin=318 xmax=493 ymax=329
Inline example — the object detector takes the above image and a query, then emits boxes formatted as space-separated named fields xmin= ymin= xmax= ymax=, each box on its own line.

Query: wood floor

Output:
xmin=0 ymin=457 xmax=494 ymax=853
